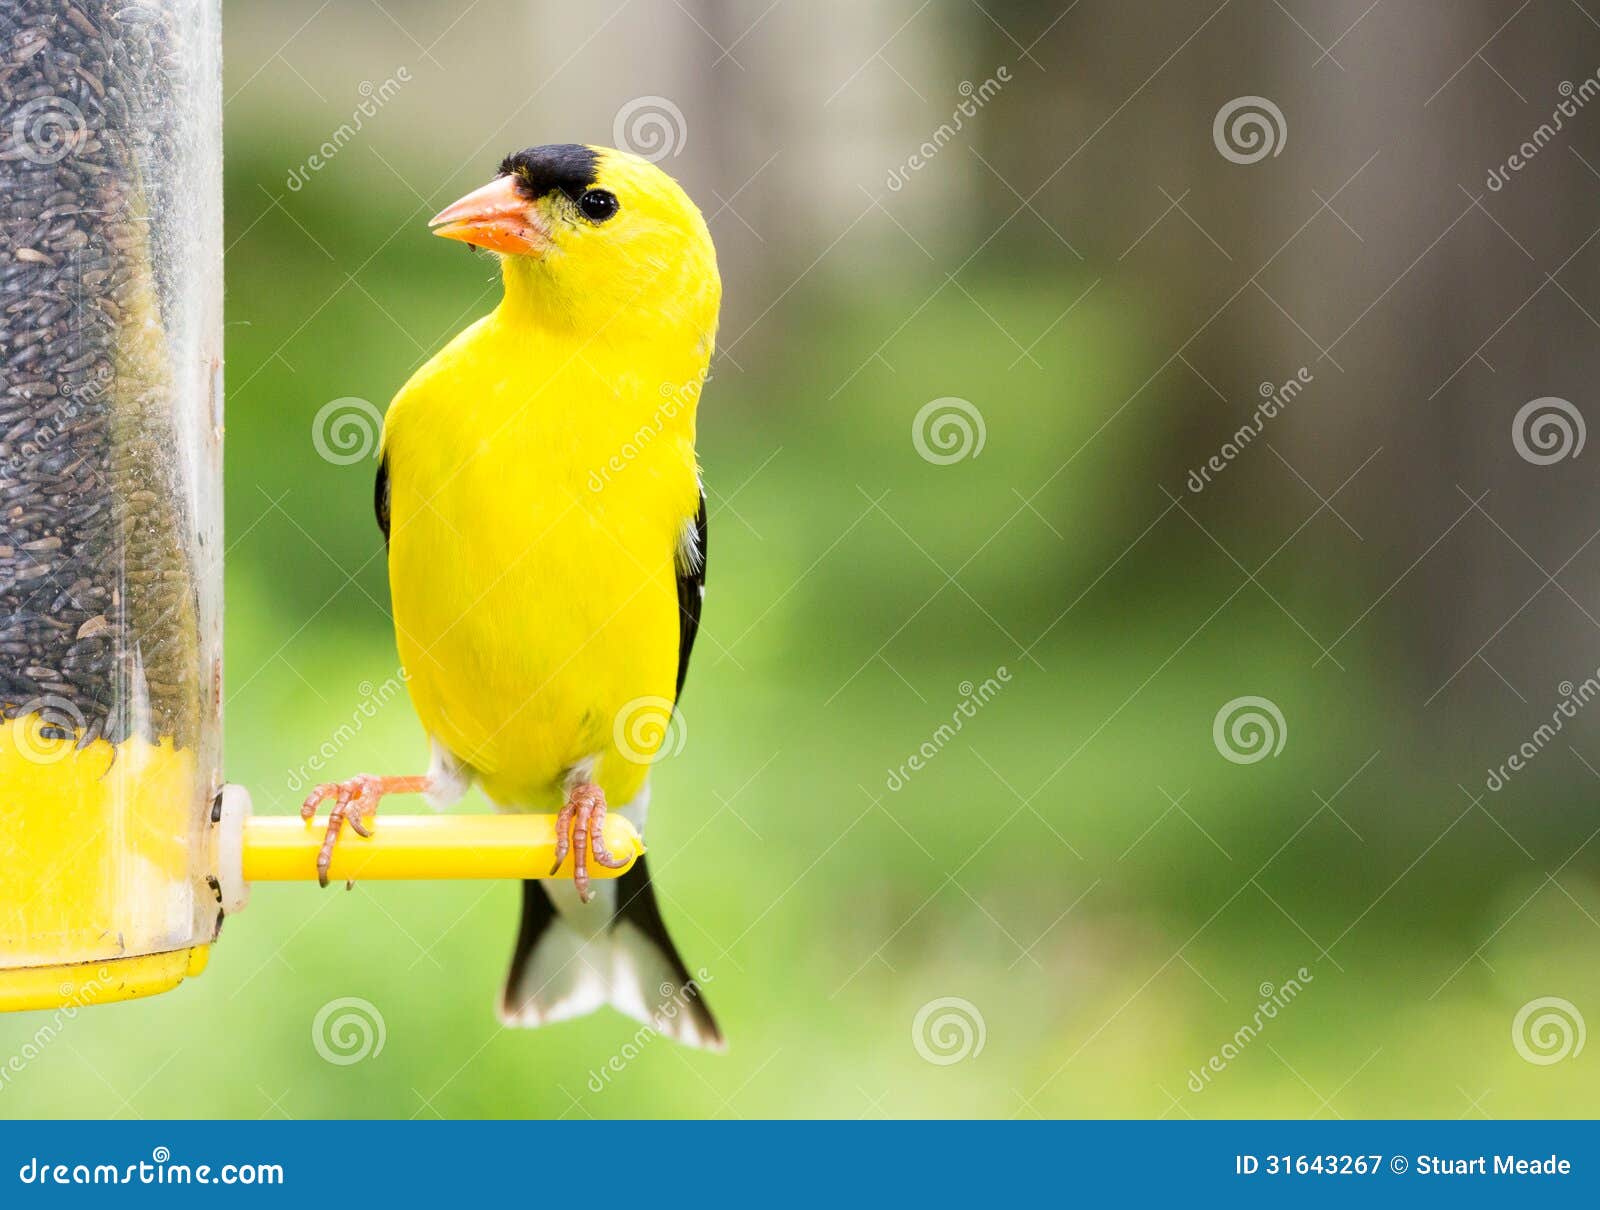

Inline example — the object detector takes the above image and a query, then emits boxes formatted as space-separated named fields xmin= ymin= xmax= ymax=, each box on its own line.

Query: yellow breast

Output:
xmin=382 ymin=311 xmax=704 ymax=811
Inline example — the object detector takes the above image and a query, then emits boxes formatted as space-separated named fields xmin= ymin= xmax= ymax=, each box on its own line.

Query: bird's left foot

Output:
xmin=550 ymin=782 xmax=629 ymax=904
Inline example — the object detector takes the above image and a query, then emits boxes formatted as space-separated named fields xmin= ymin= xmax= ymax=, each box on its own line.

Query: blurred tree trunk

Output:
xmin=1271 ymin=2 xmax=1600 ymax=704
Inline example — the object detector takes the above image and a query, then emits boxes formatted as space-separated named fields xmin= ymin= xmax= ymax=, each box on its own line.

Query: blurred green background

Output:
xmin=7 ymin=0 xmax=1600 ymax=1118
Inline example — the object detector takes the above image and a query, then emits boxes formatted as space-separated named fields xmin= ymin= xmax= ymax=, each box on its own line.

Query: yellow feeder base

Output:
xmin=0 ymin=714 xmax=212 ymax=1016
xmin=0 ymin=945 xmax=209 ymax=1013
xmin=0 ymin=723 xmax=201 ymax=971
xmin=0 ymin=798 xmax=641 ymax=1015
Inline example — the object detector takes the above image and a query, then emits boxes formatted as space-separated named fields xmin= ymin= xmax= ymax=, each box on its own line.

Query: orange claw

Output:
xmin=550 ymin=783 xmax=628 ymax=903
xmin=300 ymin=774 xmax=430 ymax=888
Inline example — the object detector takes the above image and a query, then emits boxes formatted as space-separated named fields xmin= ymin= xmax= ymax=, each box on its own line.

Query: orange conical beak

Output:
xmin=429 ymin=176 xmax=550 ymax=256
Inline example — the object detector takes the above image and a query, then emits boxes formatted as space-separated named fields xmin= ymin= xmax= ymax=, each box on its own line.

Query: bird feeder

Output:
xmin=0 ymin=0 xmax=630 ymax=1015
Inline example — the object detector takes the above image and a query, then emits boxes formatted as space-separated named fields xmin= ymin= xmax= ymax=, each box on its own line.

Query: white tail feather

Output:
xmin=500 ymin=880 xmax=723 ymax=1050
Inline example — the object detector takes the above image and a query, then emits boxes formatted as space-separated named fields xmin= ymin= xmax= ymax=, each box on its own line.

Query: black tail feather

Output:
xmin=613 ymin=855 xmax=722 ymax=1045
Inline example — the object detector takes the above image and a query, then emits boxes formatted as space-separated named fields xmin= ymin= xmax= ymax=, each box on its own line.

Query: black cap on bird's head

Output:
xmin=497 ymin=144 xmax=599 ymax=200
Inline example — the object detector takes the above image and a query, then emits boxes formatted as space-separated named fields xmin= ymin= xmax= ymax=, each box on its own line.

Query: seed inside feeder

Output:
xmin=0 ymin=0 xmax=222 ymax=969
xmin=0 ymin=0 xmax=200 ymax=749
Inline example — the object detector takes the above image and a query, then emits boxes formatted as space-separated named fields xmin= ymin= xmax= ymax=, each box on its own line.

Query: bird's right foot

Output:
xmin=300 ymin=773 xmax=429 ymax=888
xmin=549 ymin=782 xmax=629 ymax=904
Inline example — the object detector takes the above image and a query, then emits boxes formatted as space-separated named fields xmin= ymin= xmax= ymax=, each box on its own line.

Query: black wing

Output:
xmin=674 ymin=492 xmax=707 ymax=700
xmin=375 ymin=453 xmax=390 ymax=547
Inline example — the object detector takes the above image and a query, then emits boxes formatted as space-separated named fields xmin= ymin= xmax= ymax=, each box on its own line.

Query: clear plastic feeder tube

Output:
xmin=0 ymin=0 xmax=222 ymax=985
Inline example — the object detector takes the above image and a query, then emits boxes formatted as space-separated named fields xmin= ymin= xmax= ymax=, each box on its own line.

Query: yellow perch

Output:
xmin=242 ymin=814 xmax=643 ymax=883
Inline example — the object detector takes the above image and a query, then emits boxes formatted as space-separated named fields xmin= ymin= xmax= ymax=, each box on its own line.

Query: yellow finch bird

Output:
xmin=302 ymin=144 xmax=723 ymax=1048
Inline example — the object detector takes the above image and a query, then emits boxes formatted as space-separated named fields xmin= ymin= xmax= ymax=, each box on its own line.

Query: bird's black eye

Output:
xmin=577 ymin=188 xmax=619 ymax=223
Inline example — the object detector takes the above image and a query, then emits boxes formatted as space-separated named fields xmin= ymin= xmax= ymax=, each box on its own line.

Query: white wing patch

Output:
xmin=676 ymin=512 xmax=703 ymax=576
